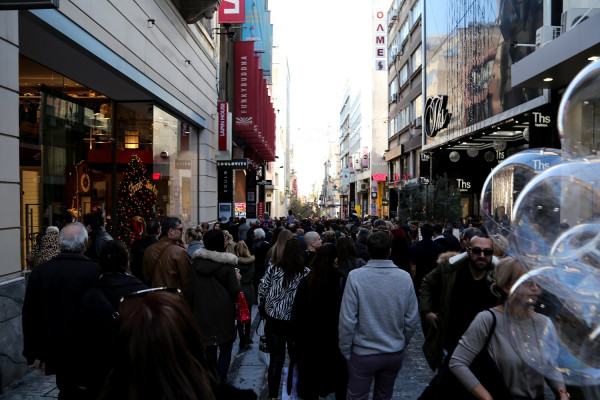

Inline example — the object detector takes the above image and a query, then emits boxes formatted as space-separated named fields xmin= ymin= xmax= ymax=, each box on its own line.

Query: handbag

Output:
xmin=468 ymin=309 xmax=513 ymax=400
xmin=256 ymin=317 xmax=270 ymax=365
xmin=235 ymin=292 xmax=251 ymax=324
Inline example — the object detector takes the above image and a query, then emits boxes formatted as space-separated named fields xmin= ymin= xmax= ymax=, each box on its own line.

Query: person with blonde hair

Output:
xmin=266 ymin=229 xmax=293 ymax=268
xmin=186 ymin=225 xmax=204 ymax=257
xmin=450 ymin=257 xmax=569 ymax=400
xmin=234 ymin=240 xmax=255 ymax=350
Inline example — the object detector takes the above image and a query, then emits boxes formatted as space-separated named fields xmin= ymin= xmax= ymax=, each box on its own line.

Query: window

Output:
xmin=410 ymin=0 xmax=421 ymax=28
xmin=411 ymin=45 xmax=422 ymax=72
xmin=400 ymin=63 xmax=409 ymax=86
xmin=412 ymin=94 xmax=423 ymax=122
xmin=390 ymin=80 xmax=399 ymax=101
xmin=389 ymin=116 xmax=397 ymax=138
xmin=399 ymin=107 xmax=410 ymax=130
xmin=399 ymin=20 xmax=409 ymax=43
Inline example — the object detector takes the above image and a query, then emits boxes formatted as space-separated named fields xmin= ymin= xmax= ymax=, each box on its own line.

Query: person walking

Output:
xmin=292 ymin=244 xmax=348 ymax=400
xmin=188 ymin=229 xmax=241 ymax=383
xmin=130 ymin=219 xmax=160 ymax=285
xmin=258 ymin=239 xmax=310 ymax=400
xmin=22 ymin=222 xmax=100 ymax=400
xmin=418 ymin=234 xmax=498 ymax=398
xmin=450 ymin=257 xmax=569 ymax=400
xmin=339 ymin=230 xmax=419 ymax=400
xmin=185 ymin=225 xmax=205 ymax=257
xmin=142 ymin=216 xmax=191 ymax=293
xmin=78 ymin=240 xmax=147 ymax=398
xmin=234 ymin=240 xmax=255 ymax=350
xmin=335 ymin=236 xmax=366 ymax=280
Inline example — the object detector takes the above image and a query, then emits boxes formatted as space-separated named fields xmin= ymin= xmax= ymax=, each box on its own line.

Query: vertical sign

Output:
xmin=218 ymin=0 xmax=246 ymax=24
xmin=234 ymin=41 xmax=257 ymax=132
xmin=218 ymin=169 xmax=233 ymax=202
xmin=257 ymin=201 xmax=265 ymax=219
xmin=218 ymin=101 xmax=228 ymax=150
xmin=374 ymin=10 xmax=387 ymax=71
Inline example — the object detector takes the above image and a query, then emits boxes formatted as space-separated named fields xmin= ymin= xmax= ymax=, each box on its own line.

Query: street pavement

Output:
xmin=1 ymin=307 xmax=435 ymax=400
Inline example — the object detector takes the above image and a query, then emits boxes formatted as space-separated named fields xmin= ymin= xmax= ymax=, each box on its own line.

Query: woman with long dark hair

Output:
xmin=336 ymin=236 xmax=366 ymax=279
xmin=292 ymin=244 xmax=348 ymax=400
xmin=258 ymin=238 xmax=309 ymax=400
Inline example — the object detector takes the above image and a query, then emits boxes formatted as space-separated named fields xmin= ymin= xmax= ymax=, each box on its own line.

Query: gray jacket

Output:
xmin=338 ymin=259 xmax=419 ymax=359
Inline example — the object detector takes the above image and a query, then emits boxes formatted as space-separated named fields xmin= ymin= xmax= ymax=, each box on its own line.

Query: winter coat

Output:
xmin=22 ymin=253 xmax=100 ymax=375
xmin=130 ymin=235 xmax=158 ymax=284
xmin=78 ymin=272 xmax=147 ymax=395
xmin=186 ymin=240 xmax=204 ymax=258
xmin=142 ymin=237 xmax=191 ymax=293
xmin=236 ymin=255 xmax=256 ymax=307
xmin=419 ymin=252 xmax=496 ymax=370
xmin=188 ymin=248 xmax=241 ymax=345
xmin=292 ymin=271 xmax=348 ymax=399
xmin=32 ymin=232 xmax=61 ymax=268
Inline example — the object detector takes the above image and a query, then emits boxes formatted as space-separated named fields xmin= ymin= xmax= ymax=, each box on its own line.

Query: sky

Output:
xmin=268 ymin=0 xmax=373 ymax=197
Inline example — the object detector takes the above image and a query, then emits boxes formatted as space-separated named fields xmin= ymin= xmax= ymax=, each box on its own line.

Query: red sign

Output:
xmin=257 ymin=201 xmax=265 ymax=219
xmin=152 ymin=172 xmax=161 ymax=180
xmin=218 ymin=101 xmax=228 ymax=150
xmin=372 ymin=174 xmax=388 ymax=181
xmin=218 ymin=0 xmax=245 ymax=24
xmin=234 ymin=41 xmax=258 ymax=132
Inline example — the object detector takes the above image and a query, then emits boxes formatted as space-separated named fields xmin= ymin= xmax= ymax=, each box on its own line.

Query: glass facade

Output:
xmin=424 ymin=0 xmax=546 ymax=148
xmin=19 ymin=56 xmax=197 ymax=267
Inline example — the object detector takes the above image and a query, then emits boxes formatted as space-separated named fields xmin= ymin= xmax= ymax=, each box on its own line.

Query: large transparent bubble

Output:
xmin=505 ymin=268 xmax=600 ymax=386
xmin=558 ymin=59 xmax=600 ymax=157
xmin=480 ymin=148 xmax=571 ymax=253
xmin=509 ymin=157 xmax=600 ymax=271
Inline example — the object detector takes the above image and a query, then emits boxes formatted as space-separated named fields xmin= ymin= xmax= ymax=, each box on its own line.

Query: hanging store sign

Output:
xmin=218 ymin=101 xmax=228 ymax=150
xmin=218 ymin=0 xmax=245 ymax=24
xmin=217 ymin=159 xmax=248 ymax=169
xmin=234 ymin=41 xmax=258 ymax=132
xmin=424 ymin=95 xmax=451 ymax=137
xmin=373 ymin=10 xmax=387 ymax=71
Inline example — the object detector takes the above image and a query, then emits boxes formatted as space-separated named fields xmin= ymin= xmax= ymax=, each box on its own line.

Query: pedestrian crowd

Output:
xmin=22 ymin=210 xmax=576 ymax=400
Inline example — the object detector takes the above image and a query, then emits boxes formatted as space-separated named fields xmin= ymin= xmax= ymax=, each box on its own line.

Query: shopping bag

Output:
xmin=235 ymin=292 xmax=251 ymax=323
xmin=281 ymin=364 xmax=299 ymax=400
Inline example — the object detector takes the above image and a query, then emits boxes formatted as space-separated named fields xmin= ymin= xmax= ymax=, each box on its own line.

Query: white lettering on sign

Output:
xmin=223 ymin=0 xmax=240 ymax=14
xmin=240 ymin=56 xmax=248 ymax=113
xmin=533 ymin=159 xmax=550 ymax=171
xmin=533 ymin=112 xmax=551 ymax=127
xmin=457 ymin=178 xmax=471 ymax=191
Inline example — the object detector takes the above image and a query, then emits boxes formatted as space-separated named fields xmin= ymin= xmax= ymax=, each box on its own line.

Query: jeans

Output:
xmin=206 ymin=339 xmax=234 ymax=382
xmin=265 ymin=316 xmax=294 ymax=398
xmin=347 ymin=350 xmax=405 ymax=400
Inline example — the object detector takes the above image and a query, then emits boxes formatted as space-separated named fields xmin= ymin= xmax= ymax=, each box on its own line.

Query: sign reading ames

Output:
xmin=424 ymin=95 xmax=451 ymax=137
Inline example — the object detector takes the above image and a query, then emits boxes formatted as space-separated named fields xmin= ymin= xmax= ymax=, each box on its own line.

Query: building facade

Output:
xmin=0 ymin=0 xmax=221 ymax=388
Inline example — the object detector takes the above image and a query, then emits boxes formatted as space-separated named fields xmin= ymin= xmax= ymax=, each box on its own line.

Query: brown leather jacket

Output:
xmin=142 ymin=237 xmax=191 ymax=293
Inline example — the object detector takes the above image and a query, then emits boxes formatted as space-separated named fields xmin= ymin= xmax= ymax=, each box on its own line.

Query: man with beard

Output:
xmin=418 ymin=234 xmax=498 ymax=398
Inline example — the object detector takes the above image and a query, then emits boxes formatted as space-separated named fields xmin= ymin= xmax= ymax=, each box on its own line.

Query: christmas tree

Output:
xmin=117 ymin=154 xmax=158 ymax=248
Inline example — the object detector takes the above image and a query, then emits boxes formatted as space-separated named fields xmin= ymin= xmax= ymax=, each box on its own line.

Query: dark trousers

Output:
xmin=206 ymin=339 xmax=234 ymax=382
xmin=265 ymin=316 xmax=294 ymax=398
xmin=346 ymin=351 xmax=405 ymax=400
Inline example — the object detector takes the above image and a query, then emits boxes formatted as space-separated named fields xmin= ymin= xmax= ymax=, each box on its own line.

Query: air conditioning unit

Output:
xmin=561 ymin=8 xmax=600 ymax=31
xmin=360 ymin=183 xmax=368 ymax=191
xmin=414 ymin=116 xmax=422 ymax=128
xmin=535 ymin=25 xmax=561 ymax=48
xmin=391 ymin=93 xmax=398 ymax=103
xmin=391 ymin=8 xmax=398 ymax=20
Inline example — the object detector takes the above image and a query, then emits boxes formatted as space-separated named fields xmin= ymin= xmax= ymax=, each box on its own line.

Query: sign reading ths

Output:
xmin=217 ymin=159 xmax=248 ymax=169
xmin=424 ymin=95 xmax=451 ymax=137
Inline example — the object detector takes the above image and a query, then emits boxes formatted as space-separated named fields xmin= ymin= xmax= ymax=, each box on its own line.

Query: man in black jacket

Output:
xmin=22 ymin=222 xmax=100 ymax=400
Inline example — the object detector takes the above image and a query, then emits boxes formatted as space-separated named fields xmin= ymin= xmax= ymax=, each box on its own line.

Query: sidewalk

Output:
xmin=1 ymin=308 xmax=434 ymax=400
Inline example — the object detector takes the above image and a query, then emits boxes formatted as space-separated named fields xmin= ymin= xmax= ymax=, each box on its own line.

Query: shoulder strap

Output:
xmin=99 ymin=288 xmax=120 ymax=319
xmin=482 ymin=309 xmax=497 ymax=350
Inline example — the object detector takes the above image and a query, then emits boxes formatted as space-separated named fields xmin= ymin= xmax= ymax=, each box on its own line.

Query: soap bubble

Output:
xmin=480 ymin=148 xmax=570 ymax=254
xmin=505 ymin=268 xmax=600 ymax=386
xmin=558 ymin=59 xmax=600 ymax=157
xmin=509 ymin=157 xmax=600 ymax=271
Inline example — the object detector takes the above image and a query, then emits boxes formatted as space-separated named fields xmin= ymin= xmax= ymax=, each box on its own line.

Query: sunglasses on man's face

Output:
xmin=468 ymin=247 xmax=494 ymax=256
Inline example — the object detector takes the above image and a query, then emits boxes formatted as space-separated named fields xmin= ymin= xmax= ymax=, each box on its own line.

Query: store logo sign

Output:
xmin=424 ymin=95 xmax=451 ymax=137
xmin=533 ymin=112 xmax=550 ymax=127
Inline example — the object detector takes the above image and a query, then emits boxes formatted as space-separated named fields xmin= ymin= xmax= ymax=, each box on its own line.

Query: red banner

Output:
xmin=234 ymin=41 xmax=257 ymax=132
xmin=218 ymin=101 xmax=228 ymax=150
xmin=257 ymin=201 xmax=265 ymax=219
xmin=218 ymin=0 xmax=245 ymax=24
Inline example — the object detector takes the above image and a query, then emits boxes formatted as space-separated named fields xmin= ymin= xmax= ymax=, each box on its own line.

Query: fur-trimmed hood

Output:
xmin=192 ymin=248 xmax=238 ymax=264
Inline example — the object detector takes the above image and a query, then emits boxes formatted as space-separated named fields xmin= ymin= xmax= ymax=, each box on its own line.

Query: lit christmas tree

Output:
xmin=117 ymin=154 xmax=159 ymax=247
